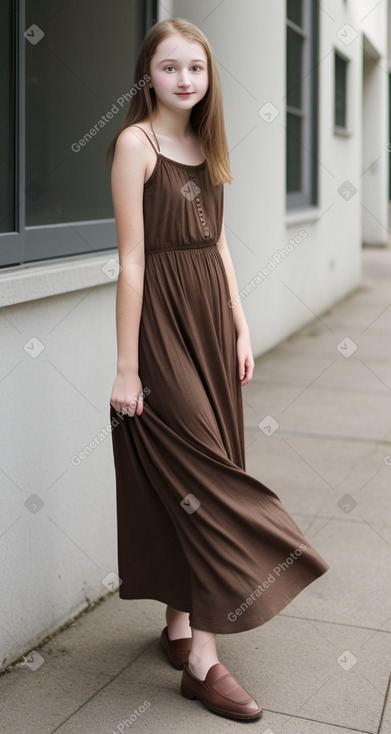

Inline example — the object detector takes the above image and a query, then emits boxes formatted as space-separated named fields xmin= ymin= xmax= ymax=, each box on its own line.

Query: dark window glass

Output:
xmin=287 ymin=0 xmax=302 ymax=28
xmin=25 ymin=0 xmax=144 ymax=226
xmin=335 ymin=53 xmax=347 ymax=128
xmin=286 ymin=113 xmax=302 ymax=193
xmin=286 ymin=25 xmax=303 ymax=110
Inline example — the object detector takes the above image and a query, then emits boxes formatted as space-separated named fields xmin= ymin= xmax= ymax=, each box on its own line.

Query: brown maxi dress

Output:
xmin=110 ymin=125 xmax=329 ymax=635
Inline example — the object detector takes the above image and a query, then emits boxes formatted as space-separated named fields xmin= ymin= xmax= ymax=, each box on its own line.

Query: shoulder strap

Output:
xmin=132 ymin=125 xmax=160 ymax=154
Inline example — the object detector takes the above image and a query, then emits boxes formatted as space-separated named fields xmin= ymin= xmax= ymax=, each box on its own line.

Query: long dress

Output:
xmin=109 ymin=125 xmax=329 ymax=635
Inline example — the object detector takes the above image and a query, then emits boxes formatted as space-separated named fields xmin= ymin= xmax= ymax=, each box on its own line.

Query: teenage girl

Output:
xmin=108 ymin=17 xmax=328 ymax=723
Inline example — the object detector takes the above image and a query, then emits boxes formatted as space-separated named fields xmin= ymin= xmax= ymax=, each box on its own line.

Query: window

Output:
xmin=286 ymin=0 xmax=318 ymax=208
xmin=335 ymin=52 xmax=348 ymax=129
xmin=1 ymin=0 xmax=157 ymax=268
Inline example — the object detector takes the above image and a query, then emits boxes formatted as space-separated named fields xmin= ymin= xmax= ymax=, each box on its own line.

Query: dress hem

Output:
xmin=117 ymin=562 xmax=329 ymax=635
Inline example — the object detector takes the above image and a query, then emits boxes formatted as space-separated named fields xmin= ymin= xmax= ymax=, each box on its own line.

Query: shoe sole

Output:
xmin=181 ymin=684 xmax=263 ymax=721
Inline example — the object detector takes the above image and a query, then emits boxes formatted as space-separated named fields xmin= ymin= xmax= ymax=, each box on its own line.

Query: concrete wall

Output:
xmin=0 ymin=0 xmax=388 ymax=669
xmin=0 ymin=259 xmax=118 ymax=670
xmin=172 ymin=0 xmax=388 ymax=356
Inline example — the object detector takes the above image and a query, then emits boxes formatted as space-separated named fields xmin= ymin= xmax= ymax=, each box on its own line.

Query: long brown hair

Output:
xmin=106 ymin=18 xmax=233 ymax=186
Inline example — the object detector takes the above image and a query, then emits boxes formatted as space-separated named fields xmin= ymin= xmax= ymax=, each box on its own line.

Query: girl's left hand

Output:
xmin=236 ymin=330 xmax=255 ymax=386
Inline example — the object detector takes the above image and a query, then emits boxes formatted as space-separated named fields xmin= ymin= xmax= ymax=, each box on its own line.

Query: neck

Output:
xmin=149 ymin=103 xmax=194 ymax=141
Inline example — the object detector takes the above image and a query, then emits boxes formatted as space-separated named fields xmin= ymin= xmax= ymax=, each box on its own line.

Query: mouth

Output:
xmin=175 ymin=92 xmax=194 ymax=96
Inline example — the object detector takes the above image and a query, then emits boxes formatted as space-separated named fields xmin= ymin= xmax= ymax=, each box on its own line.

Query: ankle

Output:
xmin=165 ymin=607 xmax=191 ymax=640
xmin=188 ymin=651 xmax=220 ymax=681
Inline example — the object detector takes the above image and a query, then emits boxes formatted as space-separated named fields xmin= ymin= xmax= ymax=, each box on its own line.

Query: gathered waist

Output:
xmin=146 ymin=242 xmax=217 ymax=255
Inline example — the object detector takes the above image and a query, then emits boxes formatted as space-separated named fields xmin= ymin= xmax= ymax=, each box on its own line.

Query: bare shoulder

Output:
xmin=113 ymin=125 xmax=158 ymax=184
xmin=114 ymin=125 xmax=149 ymax=160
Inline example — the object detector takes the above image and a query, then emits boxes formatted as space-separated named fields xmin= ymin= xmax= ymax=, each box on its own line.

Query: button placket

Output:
xmin=188 ymin=171 xmax=210 ymax=238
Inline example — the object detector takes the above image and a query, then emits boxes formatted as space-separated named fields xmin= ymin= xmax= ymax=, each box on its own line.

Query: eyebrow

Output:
xmin=158 ymin=58 xmax=207 ymax=64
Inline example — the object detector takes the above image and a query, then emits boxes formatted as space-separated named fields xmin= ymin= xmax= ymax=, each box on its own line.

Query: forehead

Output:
xmin=152 ymin=33 xmax=207 ymax=64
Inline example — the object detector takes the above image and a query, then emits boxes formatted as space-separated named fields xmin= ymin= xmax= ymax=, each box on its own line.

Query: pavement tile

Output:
xmin=244 ymin=430 xmax=389 ymax=516
xmin=378 ymin=677 xmax=391 ymax=734
xmin=35 ymin=611 xmax=389 ymax=734
xmin=249 ymin=349 xmax=391 ymax=392
xmin=0 ymin=596 xmax=164 ymax=734
xmin=279 ymin=515 xmax=391 ymax=632
xmin=243 ymin=382 xmax=391 ymax=442
xmin=40 ymin=595 xmax=164 ymax=677
xmin=216 ymin=615 xmax=390 ymax=733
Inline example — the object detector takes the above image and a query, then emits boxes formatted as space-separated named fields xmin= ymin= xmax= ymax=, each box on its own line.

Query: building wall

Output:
xmin=172 ymin=0 xmax=388 ymax=356
xmin=0 ymin=0 xmax=388 ymax=669
xmin=0 ymin=267 xmax=118 ymax=670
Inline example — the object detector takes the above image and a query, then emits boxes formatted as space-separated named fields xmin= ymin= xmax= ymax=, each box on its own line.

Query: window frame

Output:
xmin=286 ymin=0 xmax=319 ymax=210
xmin=0 ymin=0 xmax=157 ymax=270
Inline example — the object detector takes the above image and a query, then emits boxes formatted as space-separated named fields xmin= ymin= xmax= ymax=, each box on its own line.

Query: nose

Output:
xmin=178 ymin=69 xmax=191 ymax=87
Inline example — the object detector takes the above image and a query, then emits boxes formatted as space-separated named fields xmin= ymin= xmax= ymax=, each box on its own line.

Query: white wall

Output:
xmin=0 ymin=0 xmax=389 ymax=669
xmin=0 ymin=276 xmax=118 ymax=669
xmin=173 ymin=0 xmax=389 ymax=355
xmin=362 ymin=33 xmax=389 ymax=246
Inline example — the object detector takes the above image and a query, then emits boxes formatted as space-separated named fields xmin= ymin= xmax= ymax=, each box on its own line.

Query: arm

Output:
xmin=216 ymin=224 xmax=255 ymax=386
xmin=110 ymin=128 xmax=147 ymax=416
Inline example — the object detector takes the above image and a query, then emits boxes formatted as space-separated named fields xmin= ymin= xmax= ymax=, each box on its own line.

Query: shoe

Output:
xmin=181 ymin=662 xmax=262 ymax=720
xmin=160 ymin=626 xmax=192 ymax=670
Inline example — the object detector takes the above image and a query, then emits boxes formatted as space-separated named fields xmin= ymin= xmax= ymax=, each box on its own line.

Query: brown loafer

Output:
xmin=160 ymin=626 xmax=192 ymax=670
xmin=181 ymin=662 xmax=262 ymax=720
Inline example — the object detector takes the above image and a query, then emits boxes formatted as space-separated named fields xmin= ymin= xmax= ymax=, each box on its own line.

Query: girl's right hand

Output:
xmin=110 ymin=372 xmax=144 ymax=417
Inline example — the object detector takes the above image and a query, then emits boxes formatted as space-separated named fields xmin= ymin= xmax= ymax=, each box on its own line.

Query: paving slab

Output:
xmin=113 ymin=613 xmax=390 ymax=733
xmin=242 ymin=382 xmax=391 ymax=442
xmin=13 ymin=605 xmax=386 ymax=734
xmin=273 ymin=323 xmax=391 ymax=361
xmin=0 ymin=597 xmax=163 ymax=734
xmin=280 ymin=515 xmax=391 ymax=632
xmin=378 ymin=676 xmax=391 ymax=734
xmin=249 ymin=349 xmax=391 ymax=392
xmin=244 ymin=430 xmax=389 ymax=510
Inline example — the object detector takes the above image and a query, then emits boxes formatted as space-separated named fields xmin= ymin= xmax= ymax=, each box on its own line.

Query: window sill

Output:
xmin=285 ymin=207 xmax=324 ymax=226
xmin=0 ymin=249 xmax=118 ymax=307
xmin=334 ymin=125 xmax=352 ymax=137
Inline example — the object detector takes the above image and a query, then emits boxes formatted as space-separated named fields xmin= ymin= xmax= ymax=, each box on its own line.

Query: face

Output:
xmin=149 ymin=33 xmax=209 ymax=111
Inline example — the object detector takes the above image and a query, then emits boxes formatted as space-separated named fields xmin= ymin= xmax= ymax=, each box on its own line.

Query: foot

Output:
xmin=187 ymin=651 xmax=219 ymax=681
xmin=181 ymin=662 xmax=263 ymax=721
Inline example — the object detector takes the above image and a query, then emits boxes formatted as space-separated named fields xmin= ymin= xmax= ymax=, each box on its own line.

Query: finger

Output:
xmin=240 ymin=359 xmax=254 ymax=385
xmin=135 ymin=396 xmax=144 ymax=415
xmin=238 ymin=357 xmax=245 ymax=381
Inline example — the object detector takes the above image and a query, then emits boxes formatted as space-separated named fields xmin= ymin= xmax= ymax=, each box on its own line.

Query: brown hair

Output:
xmin=106 ymin=17 xmax=233 ymax=186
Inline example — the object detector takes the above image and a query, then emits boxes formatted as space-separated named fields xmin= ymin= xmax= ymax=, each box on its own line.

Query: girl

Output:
xmin=108 ymin=17 xmax=328 ymax=723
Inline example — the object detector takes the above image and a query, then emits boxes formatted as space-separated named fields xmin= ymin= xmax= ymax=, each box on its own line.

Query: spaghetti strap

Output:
xmin=132 ymin=125 xmax=160 ymax=154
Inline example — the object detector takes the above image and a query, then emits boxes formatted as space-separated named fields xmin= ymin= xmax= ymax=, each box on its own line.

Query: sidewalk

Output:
xmin=1 ymin=246 xmax=391 ymax=734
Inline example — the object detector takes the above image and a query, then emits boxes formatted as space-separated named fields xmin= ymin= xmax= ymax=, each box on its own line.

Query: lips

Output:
xmin=175 ymin=92 xmax=193 ymax=96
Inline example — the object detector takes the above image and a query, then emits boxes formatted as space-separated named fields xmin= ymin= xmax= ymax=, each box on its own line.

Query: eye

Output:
xmin=164 ymin=66 xmax=175 ymax=72
xmin=191 ymin=65 xmax=203 ymax=72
